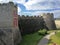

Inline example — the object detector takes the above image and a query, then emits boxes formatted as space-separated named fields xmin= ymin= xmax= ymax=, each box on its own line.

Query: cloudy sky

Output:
xmin=0 ymin=0 xmax=60 ymax=18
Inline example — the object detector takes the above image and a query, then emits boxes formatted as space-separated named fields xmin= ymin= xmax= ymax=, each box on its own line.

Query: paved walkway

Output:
xmin=37 ymin=32 xmax=55 ymax=45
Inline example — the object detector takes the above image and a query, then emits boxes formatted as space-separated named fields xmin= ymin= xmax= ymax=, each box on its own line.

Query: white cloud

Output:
xmin=24 ymin=0 xmax=46 ymax=5
xmin=0 ymin=0 xmax=60 ymax=18
xmin=24 ymin=0 xmax=45 ymax=10
xmin=17 ymin=6 xmax=22 ymax=15
xmin=24 ymin=0 xmax=60 ymax=10
xmin=53 ymin=10 xmax=60 ymax=18
xmin=13 ymin=0 xmax=26 ymax=4
xmin=1 ymin=0 xmax=60 ymax=11
xmin=17 ymin=6 xmax=21 ymax=12
xmin=21 ymin=10 xmax=60 ymax=18
xmin=0 ymin=0 xmax=26 ymax=4
xmin=31 ymin=10 xmax=60 ymax=18
xmin=0 ymin=0 xmax=12 ymax=3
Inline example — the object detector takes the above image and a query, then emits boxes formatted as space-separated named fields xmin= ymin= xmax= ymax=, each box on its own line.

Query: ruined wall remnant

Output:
xmin=42 ymin=13 xmax=56 ymax=30
xmin=0 ymin=2 xmax=21 ymax=45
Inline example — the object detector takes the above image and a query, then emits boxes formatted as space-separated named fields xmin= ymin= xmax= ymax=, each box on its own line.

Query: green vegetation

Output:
xmin=56 ymin=32 xmax=60 ymax=37
xmin=47 ymin=30 xmax=57 ymax=34
xmin=48 ymin=31 xmax=60 ymax=45
xmin=38 ymin=29 xmax=47 ymax=35
xmin=19 ymin=29 xmax=47 ymax=45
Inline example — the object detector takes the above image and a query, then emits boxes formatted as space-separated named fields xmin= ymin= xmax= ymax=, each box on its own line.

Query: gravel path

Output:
xmin=37 ymin=32 xmax=55 ymax=45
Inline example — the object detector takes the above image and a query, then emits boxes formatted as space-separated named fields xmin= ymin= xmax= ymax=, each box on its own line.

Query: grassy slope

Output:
xmin=48 ymin=32 xmax=60 ymax=45
xmin=19 ymin=32 xmax=43 ymax=45
xmin=48 ymin=20 xmax=60 ymax=45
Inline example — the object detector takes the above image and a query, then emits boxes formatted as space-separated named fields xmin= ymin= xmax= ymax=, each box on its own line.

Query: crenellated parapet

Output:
xmin=0 ymin=2 xmax=17 ymax=7
xmin=19 ymin=15 xmax=42 ymax=19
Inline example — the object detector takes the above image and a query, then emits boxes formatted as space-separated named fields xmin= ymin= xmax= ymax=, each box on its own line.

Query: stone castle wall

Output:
xmin=42 ymin=13 xmax=56 ymax=30
xmin=0 ymin=2 xmax=13 ymax=28
xmin=18 ymin=15 xmax=45 ymax=35
xmin=18 ymin=13 xmax=56 ymax=35
xmin=0 ymin=2 xmax=57 ymax=45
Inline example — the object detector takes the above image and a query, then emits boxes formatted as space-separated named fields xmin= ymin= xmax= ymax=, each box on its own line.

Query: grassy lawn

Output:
xmin=48 ymin=31 xmax=60 ymax=45
xmin=47 ymin=30 xmax=56 ymax=34
xmin=47 ymin=30 xmax=60 ymax=34
xmin=18 ymin=30 xmax=47 ymax=45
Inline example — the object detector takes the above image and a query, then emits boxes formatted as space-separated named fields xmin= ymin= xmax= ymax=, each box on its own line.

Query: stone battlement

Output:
xmin=0 ymin=2 xmax=17 ymax=8
xmin=19 ymin=15 xmax=42 ymax=19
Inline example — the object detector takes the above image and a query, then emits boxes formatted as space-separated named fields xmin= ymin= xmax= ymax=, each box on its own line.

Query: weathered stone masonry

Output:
xmin=42 ymin=13 xmax=56 ymax=30
xmin=18 ymin=13 xmax=57 ymax=35
xmin=18 ymin=15 xmax=45 ymax=35
xmin=0 ymin=2 xmax=21 ymax=45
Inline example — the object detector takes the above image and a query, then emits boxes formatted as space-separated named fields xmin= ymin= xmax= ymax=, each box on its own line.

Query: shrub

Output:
xmin=38 ymin=29 xmax=47 ymax=35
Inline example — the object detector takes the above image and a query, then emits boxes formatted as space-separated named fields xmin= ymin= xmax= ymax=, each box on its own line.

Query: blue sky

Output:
xmin=0 ymin=0 xmax=60 ymax=18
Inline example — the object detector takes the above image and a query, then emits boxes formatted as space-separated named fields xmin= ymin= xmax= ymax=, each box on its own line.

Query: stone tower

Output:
xmin=0 ymin=2 xmax=21 ymax=45
xmin=42 ymin=13 xmax=56 ymax=30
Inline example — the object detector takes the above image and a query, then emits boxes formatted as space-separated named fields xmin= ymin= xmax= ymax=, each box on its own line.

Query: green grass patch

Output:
xmin=38 ymin=29 xmax=47 ymax=35
xmin=47 ymin=30 xmax=59 ymax=34
xmin=56 ymin=32 xmax=60 ymax=37
xmin=47 ymin=30 xmax=56 ymax=34
xmin=48 ymin=31 xmax=60 ymax=45
xmin=18 ymin=30 xmax=46 ymax=45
